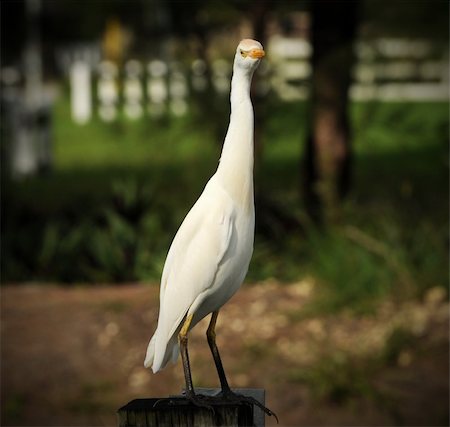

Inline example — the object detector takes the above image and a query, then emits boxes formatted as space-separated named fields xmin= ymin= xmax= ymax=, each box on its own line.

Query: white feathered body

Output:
xmin=145 ymin=42 xmax=259 ymax=373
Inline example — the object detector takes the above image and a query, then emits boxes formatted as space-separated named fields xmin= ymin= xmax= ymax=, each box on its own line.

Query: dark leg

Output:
xmin=179 ymin=313 xmax=212 ymax=410
xmin=206 ymin=311 xmax=279 ymax=422
xmin=179 ymin=313 xmax=195 ymax=395
xmin=207 ymin=311 xmax=231 ymax=392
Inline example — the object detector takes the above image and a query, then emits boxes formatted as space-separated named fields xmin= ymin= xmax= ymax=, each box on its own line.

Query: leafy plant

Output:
xmin=288 ymin=351 xmax=376 ymax=403
xmin=1 ymin=97 xmax=447 ymax=307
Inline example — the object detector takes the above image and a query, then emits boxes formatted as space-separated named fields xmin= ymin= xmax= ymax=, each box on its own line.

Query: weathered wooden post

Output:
xmin=118 ymin=388 xmax=266 ymax=427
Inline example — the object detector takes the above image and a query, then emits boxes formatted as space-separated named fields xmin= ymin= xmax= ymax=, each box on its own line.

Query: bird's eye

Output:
xmin=240 ymin=49 xmax=247 ymax=58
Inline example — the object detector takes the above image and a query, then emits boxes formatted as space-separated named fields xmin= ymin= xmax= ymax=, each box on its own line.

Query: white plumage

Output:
xmin=144 ymin=39 xmax=265 ymax=375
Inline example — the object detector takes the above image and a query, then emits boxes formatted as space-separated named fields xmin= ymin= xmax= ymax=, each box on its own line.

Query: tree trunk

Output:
xmin=304 ymin=1 xmax=358 ymax=223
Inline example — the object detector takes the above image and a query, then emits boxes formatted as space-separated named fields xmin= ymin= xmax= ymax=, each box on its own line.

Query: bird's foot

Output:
xmin=215 ymin=388 xmax=279 ymax=423
xmin=182 ymin=390 xmax=215 ymax=413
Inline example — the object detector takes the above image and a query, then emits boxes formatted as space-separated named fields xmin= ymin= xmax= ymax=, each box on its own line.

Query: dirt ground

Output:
xmin=1 ymin=282 xmax=449 ymax=427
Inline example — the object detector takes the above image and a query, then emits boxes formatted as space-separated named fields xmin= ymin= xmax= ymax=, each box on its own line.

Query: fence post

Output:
xmin=98 ymin=61 xmax=119 ymax=122
xmin=147 ymin=60 xmax=168 ymax=118
xmin=117 ymin=388 xmax=266 ymax=427
xmin=70 ymin=60 xmax=92 ymax=124
xmin=124 ymin=60 xmax=144 ymax=120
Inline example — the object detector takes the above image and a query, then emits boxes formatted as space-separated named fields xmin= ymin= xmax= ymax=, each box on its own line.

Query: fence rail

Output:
xmin=67 ymin=36 xmax=448 ymax=124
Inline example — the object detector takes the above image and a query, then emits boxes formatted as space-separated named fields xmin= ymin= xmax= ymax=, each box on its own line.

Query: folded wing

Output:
xmin=148 ymin=180 xmax=235 ymax=372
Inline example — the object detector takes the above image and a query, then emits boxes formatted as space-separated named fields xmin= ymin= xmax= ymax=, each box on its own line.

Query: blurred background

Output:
xmin=1 ymin=0 xmax=448 ymax=426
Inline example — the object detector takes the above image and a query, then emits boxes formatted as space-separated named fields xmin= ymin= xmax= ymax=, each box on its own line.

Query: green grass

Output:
xmin=2 ymin=94 xmax=448 ymax=314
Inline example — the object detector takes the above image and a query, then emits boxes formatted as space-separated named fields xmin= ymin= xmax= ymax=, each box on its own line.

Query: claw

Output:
xmin=185 ymin=391 xmax=216 ymax=415
xmin=217 ymin=389 xmax=279 ymax=423
xmin=152 ymin=398 xmax=165 ymax=408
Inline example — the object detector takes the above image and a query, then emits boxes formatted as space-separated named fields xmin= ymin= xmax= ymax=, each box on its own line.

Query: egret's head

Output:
xmin=234 ymin=39 xmax=265 ymax=73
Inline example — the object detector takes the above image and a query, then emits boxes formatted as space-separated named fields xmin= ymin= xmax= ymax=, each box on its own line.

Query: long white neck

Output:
xmin=216 ymin=64 xmax=255 ymax=210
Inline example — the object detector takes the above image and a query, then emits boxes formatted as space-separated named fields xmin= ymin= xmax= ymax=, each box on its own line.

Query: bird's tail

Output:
xmin=144 ymin=334 xmax=156 ymax=369
xmin=144 ymin=330 xmax=179 ymax=373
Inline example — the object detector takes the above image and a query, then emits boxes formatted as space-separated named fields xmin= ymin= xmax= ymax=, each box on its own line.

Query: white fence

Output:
xmin=69 ymin=36 xmax=449 ymax=124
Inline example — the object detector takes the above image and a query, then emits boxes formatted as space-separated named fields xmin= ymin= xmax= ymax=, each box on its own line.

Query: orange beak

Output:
xmin=249 ymin=48 xmax=265 ymax=59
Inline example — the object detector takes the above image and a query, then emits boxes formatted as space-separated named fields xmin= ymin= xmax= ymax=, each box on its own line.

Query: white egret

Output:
xmin=144 ymin=39 xmax=276 ymax=419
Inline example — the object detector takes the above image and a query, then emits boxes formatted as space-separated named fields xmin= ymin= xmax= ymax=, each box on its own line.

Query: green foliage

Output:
xmin=285 ymin=320 xmax=443 ymax=424
xmin=288 ymin=351 xmax=376 ymax=403
xmin=303 ymin=228 xmax=394 ymax=314
xmin=382 ymin=327 xmax=417 ymax=366
xmin=21 ymin=178 xmax=169 ymax=282
xmin=361 ymin=0 xmax=449 ymax=40
xmin=1 ymin=97 xmax=448 ymax=319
